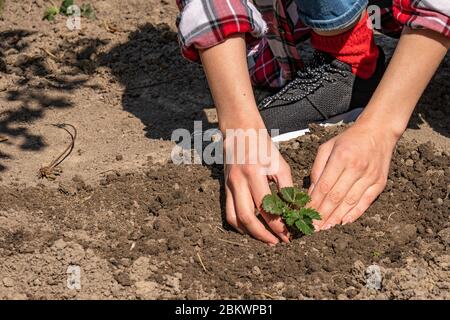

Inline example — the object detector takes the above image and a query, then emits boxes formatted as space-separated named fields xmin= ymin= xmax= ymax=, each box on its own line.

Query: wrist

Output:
xmin=356 ymin=111 xmax=405 ymax=144
xmin=356 ymin=102 xmax=411 ymax=142
xmin=218 ymin=108 xmax=267 ymax=135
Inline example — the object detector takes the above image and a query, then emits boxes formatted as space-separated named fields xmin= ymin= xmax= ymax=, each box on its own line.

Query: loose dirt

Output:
xmin=0 ymin=0 xmax=449 ymax=300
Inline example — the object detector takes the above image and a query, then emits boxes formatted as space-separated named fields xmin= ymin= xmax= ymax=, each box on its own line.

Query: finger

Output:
xmin=309 ymin=140 xmax=335 ymax=194
xmin=228 ymin=179 xmax=280 ymax=245
xmin=320 ymin=177 xmax=376 ymax=229
xmin=308 ymin=150 xmax=346 ymax=214
xmin=341 ymin=183 xmax=385 ymax=225
xmin=225 ymin=183 xmax=247 ymax=234
xmin=248 ymin=173 xmax=290 ymax=243
xmin=273 ymin=161 xmax=293 ymax=189
xmin=315 ymin=168 xmax=366 ymax=229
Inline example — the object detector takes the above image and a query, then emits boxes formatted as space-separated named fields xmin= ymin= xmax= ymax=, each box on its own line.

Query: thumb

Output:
xmin=309 ymin=139 xmax=335 ymax=194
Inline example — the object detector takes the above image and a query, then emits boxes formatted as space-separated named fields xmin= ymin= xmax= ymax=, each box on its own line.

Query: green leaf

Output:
xmin=0 ymin=0 xmax=5 ymax=17
xmin=279 ymin=187 xmax=296 ymax=204
xmin=300 ymin=207 xmax=321 ymax=221
xmin=302 ymin=215 xmax=312 ymax=225
xmin=284 ymin=209 xmax=301 ymax=226
xmin=43 ymin=6 xmax=59 ymax=21
xmin=280 ymin=187 xmax=311 ymax=208
xmin=80 ymin=3 xmax=96 ymax=20
xmin=60 ymin=0 xmax=75 ymax=16
xmin=262 ymin=193 xmax=286 ymax=215
xmin=295 ymin=219 xmax=314 ymax=235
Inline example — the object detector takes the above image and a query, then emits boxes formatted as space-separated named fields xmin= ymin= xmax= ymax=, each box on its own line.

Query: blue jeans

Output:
xmin=295 ymin=0 xmax=368 ymax=31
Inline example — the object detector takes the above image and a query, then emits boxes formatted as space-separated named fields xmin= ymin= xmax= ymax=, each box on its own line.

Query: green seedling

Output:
xmin=80 ymin=3 xmax=96 ymax=19
xmin=59 ymin=0 xmax=74 ymax=15
xmin=372 ymin=251 xmax=381 ymax=258
xmin=262 ymin=187 xmax=321 ymax=235
xmin=43 ymin=5 xmax=59 ymax=21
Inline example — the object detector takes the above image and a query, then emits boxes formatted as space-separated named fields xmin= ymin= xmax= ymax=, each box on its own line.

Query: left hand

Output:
xmin=308 ymin=120 xmax=399 ymax=230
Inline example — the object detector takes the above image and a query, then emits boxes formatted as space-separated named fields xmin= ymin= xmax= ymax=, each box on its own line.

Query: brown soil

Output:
xmin=0 ymin=1 xmax=449 ymax=300
xmin=0 ymin=125 xmax=449 ymax=300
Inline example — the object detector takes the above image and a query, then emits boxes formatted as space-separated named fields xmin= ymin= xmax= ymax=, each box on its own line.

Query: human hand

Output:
xmin=308 ymin=121 xmax=399 ymax=230
xmin=223 ymin=131 xmax=292 ymax=244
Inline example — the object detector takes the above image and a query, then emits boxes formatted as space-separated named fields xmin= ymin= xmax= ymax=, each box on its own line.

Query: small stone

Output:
xmin=8 ymin=293 xmax=27 ymax=300
xmin=405 ymin=159 xmax=414 ymax=167
xmin=106 ymin=173 xmax=118 ymax=183
xmin=167 ymin=236 xmax=181 ymax=250
xmin=436 ymin=198 xmax=443 ymax=205
xmin=53 ymin=239 xmax=67 ymax=250
xmin=435 ymin=255 xmax=450 ymax=270
xmin=116 ymin=154 xmax=123 ymax=161
xmin=135 ymin=281 xmax=162 ymax=299
xmin=333 ymin=238 xmax=349 ymax=252
xmin=438 ymin=228 xmax=450 ymax=245
xmin=337 ymin=294 xmax=348 ymax=300
xmin=199 ymin=181 xmax=209 ymax=193
xmin=173 ymin=183 xmax=180 ymax=190
xmin=58 ymin=183 xmax=77 ymax=196
xmin=114 ymin=272 xmax=132 ymax=286
xmin=391 ymin=224 xmax=417 ymax=245
xmin=283 ymin=286 xmax=298 ymax=299
xmin=252 ymin=266 xmax=262 ymax=276
xmin=72 ymin=175 xmax=84 ymax=184
xmin=3 ymin=277 xmax=14 ymax=287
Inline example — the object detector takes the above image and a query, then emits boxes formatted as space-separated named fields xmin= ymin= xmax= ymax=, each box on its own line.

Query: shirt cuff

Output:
xmin=176 ymin=0 xmax=268 ymax=62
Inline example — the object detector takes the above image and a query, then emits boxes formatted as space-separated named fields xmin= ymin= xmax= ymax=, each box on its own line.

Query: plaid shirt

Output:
xmin=176 ymin=0 xmax=449 ymax=88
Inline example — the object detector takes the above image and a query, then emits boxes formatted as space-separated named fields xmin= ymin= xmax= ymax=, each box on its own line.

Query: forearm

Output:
xmin=357 ymin=27 xmax=450 ymax=139
xmin=199 ymin=34 xmax=266 ymax=133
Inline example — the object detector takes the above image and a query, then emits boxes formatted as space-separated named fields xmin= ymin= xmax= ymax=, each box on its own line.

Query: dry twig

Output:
xmin=196 ymin=252 xmax=208 ymax=273
xmin=39 ymin=123 xmax=77 ymax=180
xmin=40 ymin=47 xmax=60 ymax=61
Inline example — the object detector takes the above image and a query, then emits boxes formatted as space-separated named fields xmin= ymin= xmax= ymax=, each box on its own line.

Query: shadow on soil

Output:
xmin=0 ymin=24 xmax=448 ymax=173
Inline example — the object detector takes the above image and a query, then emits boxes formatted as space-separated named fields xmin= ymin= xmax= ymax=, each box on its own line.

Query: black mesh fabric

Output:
xmin=258 ymin=48 xmax=386 ymax=135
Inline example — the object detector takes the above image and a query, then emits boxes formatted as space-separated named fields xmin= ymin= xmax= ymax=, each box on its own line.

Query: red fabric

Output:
xmin=311 ymin=12 xmax=379 ymax=79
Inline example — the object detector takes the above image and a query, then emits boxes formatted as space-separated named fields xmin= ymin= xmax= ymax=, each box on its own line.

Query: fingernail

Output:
xmin=322 ymin=224 xmax=332 ymax=230
xmin=280 ymin=234 xmax=290 ymax=243
xmin=342 ymin=217 xmax=352 ymax=225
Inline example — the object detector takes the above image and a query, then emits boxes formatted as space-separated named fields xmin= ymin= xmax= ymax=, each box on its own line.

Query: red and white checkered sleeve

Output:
xmin=175 ymin=0 xmax=267 ymax=62
xmin=393 ymin=0 xmax=450 ymax=38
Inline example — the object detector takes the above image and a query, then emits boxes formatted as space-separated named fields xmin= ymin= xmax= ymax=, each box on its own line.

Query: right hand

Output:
xmin=223 ymin=131 xmax=292 ymax=245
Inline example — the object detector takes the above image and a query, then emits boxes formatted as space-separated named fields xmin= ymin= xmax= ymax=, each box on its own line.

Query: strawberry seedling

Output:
xmin=43 ymin=5 xmax=59 ymax=21
xmin=262 ymin=187 xmax=321 ymax=235
xmin=59 ymin=0 xmax=74 ymax=16
xmin=80 ymin=3 xmax=96 ymax=20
